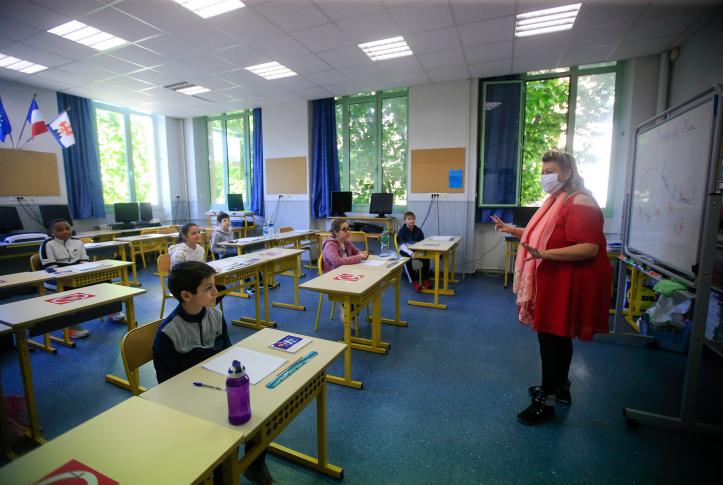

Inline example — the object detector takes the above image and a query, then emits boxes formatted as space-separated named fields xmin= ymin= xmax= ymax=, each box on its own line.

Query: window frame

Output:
xmin=206 ymin=110 xmax=254 ymax=210
xmin=336 ymin=88 xmax=409 ymax=213
xmin=477 ymin=62 xmax=622 ymax=216
xmin=92 ymin=102 xmax=160 ymax=209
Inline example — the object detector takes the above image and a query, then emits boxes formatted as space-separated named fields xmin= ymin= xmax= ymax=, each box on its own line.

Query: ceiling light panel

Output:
xmin=164 ymin=81 xmax=211 ymax=96
xmin=515 ymin=3 xmax=581 ymax=38
xmin=359 ymin=36 xmax=414 ymax=61
xmin=0 ymin=54 xmax=47 ymax=74
xmin=245 ymin=62 xmax=297 ymax=80
xmin=174 ymin=0 xmax=245 ymax=19
xmin=48 ymin=20 xmax=128 ymax=50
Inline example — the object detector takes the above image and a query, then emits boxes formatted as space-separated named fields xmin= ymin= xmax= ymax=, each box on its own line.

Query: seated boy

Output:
xmin=39 ymin=218 xmax=124 ymax=338
xmin=153 ymin=261 xmax=273 ymax=485
xmin=210 ymin=212 xmax=234 ymax=259
xmin=396 ymin=211 xmax=431 ymax=292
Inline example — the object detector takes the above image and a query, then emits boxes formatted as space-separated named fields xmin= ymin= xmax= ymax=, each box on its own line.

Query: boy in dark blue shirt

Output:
xmin=153 ymin=261 xmax=272 ymax=484
xmin=396 ymin=211 xmax=431 ymax=291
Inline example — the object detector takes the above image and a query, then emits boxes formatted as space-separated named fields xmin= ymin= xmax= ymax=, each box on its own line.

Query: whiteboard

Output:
xmin=627 ymin=96 xmax=717 ymax=276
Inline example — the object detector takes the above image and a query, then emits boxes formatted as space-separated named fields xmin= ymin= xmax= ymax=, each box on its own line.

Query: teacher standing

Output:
xmin=492 ymin=149 xmax=612 ymax=425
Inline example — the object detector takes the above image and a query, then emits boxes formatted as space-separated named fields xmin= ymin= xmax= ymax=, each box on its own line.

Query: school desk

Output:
xmin=407 ymin=236 xmax=462 ymax=310
xmin=84 ymin=240 xmax=130 ymax=261
xmin=233 ymin=248 xmax=306 ymax=331
xmin=207 ymin=254 xmax=266 ymax=325
xmin=0 ymin=397 xmax=243 ymax=485
xmin=0 ymin=260 xmax=133 ymax=353
xmin=328 ymin=215 xmax=396 ymax=234
xmin=300 ymin=265 xmax=393 ymax=389
xmin=357 ymin=255 xmax=410 ymax=327
xmin=0 ymin=283 xmax=146 ymax=445
xmin=141 ymin=328 xmax=346 ymax=480
xmin=114 ymin=234 xmax=169 ymax=285
xmin=0 ymin=239 xmax=43 ymax=262
xmin=76 ymin=224 xmax=179 ymax=241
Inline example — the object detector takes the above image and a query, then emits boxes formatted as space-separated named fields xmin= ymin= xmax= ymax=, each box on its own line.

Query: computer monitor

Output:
xmin=114 ymin=202 xmax=140 ymax=223
xmin=512 ymin=206 xmax=538 ymax=227
xmin=369 ymin=192 xmax=393 ymax=218
xmin=331 ymin=191 xmax=352 ymax=216
xmin=0 ymin=206 xmax=23 ymax=232
xmin=139 ymin=202 xmax=153 ymax=222
xmin=39 ymin=205 xmax=73 ymax=228
xmin=228 ymin=193 xmax=244 ymax=212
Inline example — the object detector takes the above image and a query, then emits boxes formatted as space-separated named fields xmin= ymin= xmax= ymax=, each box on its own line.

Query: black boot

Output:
xmin=556 ymin=379 xmax=571 ymax=405
xmin=518 ymin=386 xmax=555 ymax=425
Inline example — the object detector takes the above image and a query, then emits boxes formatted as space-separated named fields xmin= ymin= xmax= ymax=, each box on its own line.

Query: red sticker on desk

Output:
xmin=334 ymin=273 xmax=365 ymax=281
xmin=33 ymin=459 xmax=118 ymax=485
xmin=46 ymin=292 xmax=95 ymax=305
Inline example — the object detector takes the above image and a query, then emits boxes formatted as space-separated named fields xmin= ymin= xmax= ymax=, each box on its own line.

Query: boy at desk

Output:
xmin=152 ymin=261 xmax=273 ymax=485
xmin=39 ymin=218 xmax=124 ymax=338
xmin=210 ymin=212 xmax=234 ymax=259
xmin=396 ymin=211 xmax=431 ymax=292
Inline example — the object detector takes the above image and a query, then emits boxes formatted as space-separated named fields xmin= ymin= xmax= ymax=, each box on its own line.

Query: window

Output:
xmin=207 ymin=111 xmax=253 ymax=208
xmin=336 ymin=89 xmax=408 ymax=210
xmin=478 ymin=63 xmax=619 ymax=211
xmin=94 ymin=104 xmax=158 ymax=205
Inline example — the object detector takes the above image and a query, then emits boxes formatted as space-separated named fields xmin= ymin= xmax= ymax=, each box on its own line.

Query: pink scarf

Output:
xmin=513 ymin=191 xmax=569 ymax=325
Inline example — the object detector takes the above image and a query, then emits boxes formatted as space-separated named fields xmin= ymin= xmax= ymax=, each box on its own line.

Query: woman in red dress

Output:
xmin=492 ymin=150 xmax=612 ymax=425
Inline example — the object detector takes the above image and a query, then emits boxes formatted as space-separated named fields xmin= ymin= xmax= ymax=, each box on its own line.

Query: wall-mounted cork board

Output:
xmin=410 ymin=147 xmax=465 ymax=193
xmin=265 ymin=156 xmax=307 ymax=194
xmin=0 ymin=148 xmax=61 ymax=196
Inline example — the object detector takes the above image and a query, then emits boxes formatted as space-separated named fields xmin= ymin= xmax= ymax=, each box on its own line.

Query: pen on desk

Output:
xmin=193 ymin=381 xmax=225 ymax=391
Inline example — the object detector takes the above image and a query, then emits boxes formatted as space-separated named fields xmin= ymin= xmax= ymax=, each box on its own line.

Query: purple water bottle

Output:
xmin=226 ymin=360 xmax=251 ymax=425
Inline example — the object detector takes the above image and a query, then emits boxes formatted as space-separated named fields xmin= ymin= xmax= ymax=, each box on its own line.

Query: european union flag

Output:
xmin=0 ymin=95 xmax=11 ymax=143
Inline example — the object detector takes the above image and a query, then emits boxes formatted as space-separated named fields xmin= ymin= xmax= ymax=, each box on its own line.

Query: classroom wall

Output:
xmin=262 ymin=100 xmax=311 ymax=231
xmin=408 ymin=79 xmax=478 ymax=274
xmin=669 ymin=10 xmax=723 ymax=107
xmin=0 ymin=79 xmax=107 ymax=233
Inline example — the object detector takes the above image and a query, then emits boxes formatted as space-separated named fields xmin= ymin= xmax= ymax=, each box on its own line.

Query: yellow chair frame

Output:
xmin=156 ymin=254 xmax=174 ymax=319
xmin=120 ymin=319 xmax=162 ymax=395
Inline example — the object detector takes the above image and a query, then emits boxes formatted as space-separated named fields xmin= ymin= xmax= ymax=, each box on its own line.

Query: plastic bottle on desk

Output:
xmin=262 ymin=221 xmax=270 ymax=238
xmin=268 ymin=222 xmax=275 ymax=237
xmin=226 ymin=360 xmax=251 ymax=425
xmin=380 ymin=227 xmax=390 ymax=257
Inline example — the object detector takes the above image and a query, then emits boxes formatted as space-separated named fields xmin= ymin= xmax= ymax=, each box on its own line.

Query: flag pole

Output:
xmin=8 ymin=133 xmax=16 ymax=149
xmin=15 ymin=94 xmax=36 ymax=149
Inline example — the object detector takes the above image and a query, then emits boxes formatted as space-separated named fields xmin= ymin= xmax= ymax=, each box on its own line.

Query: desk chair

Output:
xmin=120 ymin=319 xmax=162 ymax=395
xmin=394 ymin=237 xmax=422 ymax=284
xmin=28 ymin=254 xmax=72 ymax=353
xmin=349 ymin=230 xmax=368 ymax=252
xmin=156 ymin=254 xmax=174 ymax=319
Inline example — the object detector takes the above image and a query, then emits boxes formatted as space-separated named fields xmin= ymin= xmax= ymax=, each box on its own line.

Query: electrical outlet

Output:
xmin=430 ymin=193 xmax=440 ymax=198
xmin=14 ymin=196 xmax=36 ymax=203
xmin=439 ymin=193 xmax=448 ymax=199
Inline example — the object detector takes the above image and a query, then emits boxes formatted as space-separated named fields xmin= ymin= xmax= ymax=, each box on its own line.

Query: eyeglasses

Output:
xmin=340 ymin=227 xmax=350 ymax=232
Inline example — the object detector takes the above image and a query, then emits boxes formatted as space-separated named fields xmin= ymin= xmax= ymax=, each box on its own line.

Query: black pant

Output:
xmin=399 ymin=248 xmax=430 ymax=282
xmin=538 ymin=332 xmax=573 ymax=395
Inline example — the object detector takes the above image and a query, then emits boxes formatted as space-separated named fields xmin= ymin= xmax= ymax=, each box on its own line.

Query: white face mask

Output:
xmin=540 ymin=173 xmax=565 ymax=194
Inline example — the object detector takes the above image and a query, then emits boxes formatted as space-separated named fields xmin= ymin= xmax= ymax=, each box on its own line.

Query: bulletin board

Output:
xmin=0 ymin=148 xmax=61 ymax=196
xmin=265 ymin=156 xmax=307 ymax=194
xmin=410 ymin=147 xmax=465 ymax=193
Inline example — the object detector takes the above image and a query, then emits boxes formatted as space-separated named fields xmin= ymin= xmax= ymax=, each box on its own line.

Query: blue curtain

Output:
xmin=478 ymin=82 xmax=521 ymax=223
xmin=251 ymin=107 xmax=264 ymax=216
xmin=57 ymin=93 xmax=105 ymax=219
xmin=311 ymin=98 xmax=340 ymax=219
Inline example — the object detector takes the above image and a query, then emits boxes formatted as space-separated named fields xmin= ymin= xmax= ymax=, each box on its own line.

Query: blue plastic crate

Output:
xmin=650 ymin=321 xmax=692 ymax=353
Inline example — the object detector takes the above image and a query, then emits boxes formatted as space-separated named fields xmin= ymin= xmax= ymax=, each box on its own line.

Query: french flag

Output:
xmin=26 ymin=98 xmax=48 ymax=137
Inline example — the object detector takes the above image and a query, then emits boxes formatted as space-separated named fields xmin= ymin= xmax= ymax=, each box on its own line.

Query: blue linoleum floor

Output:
xmin=1 ymin=261 xmax=722 ymax=484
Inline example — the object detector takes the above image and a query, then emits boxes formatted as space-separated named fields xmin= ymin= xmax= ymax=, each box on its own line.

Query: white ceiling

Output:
xmin=0 ymin=0 xmax=719 ymax=118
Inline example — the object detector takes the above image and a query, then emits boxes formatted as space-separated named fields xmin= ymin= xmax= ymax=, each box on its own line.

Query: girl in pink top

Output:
xmin=321 ymin=219 xmax=368 ymax=273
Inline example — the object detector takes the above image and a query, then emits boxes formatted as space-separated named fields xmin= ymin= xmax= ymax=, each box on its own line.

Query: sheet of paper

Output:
xmin=61 ymin=261 xmax=114 ymax=273
xmin=359 ymin=259 xmax=386 ymax=267
xmin=429 ymin=236 xmax=454 ymax=241
xmin=202 ymin=348 xmax=287 ymax=384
